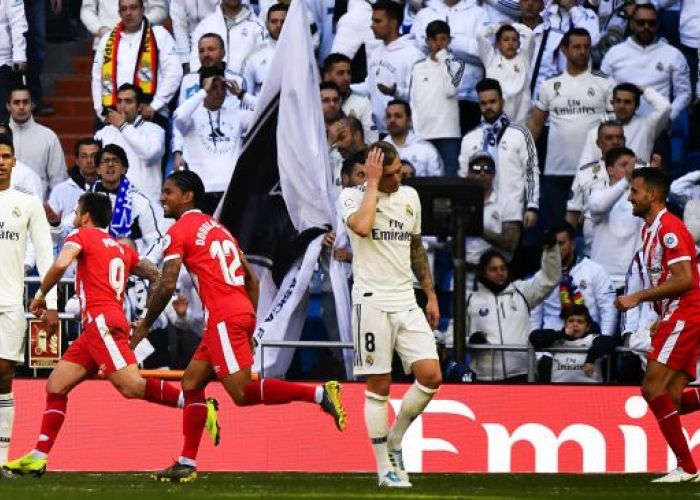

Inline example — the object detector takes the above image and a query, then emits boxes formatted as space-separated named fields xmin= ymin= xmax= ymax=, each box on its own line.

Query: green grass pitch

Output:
xmin=1 ymin=473 xmax=699 ymax=499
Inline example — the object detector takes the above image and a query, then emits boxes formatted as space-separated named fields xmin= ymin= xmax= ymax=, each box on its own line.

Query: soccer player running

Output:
xmin=339 ymin=143 xmax=441 ymax=488
xmin=617 ymin=168 xmax=700 ymax=483
xmin=133 ymin=171 xmax=346 ymax=483
xmin=0 ymin=135 xmax=58 ymax=479
xmin=4 ymin=192 xmax=219 ymax=477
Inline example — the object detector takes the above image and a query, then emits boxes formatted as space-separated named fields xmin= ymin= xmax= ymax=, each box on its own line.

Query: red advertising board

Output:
xmin=9 ymin=380 xmax=700 ymax=472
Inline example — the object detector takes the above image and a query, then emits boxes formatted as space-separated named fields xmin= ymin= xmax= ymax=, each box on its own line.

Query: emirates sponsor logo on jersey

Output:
xmin=0 ymin=221 xmax=19 ymax=241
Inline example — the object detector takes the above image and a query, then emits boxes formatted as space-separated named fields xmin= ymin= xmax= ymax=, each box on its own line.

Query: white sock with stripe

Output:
xmin=387 ymin=382 xmax=438 ymax=451
xmin=364 ymin=391 xmax=392 ymax=475
xmin=0 ymin=393 xmax=14 ymax=463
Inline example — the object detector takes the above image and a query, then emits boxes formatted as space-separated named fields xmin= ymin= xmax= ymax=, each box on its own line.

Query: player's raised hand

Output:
xmin=365 ymin=148 xmax=384 ymax=184
xmin=42 ymin=309 xmax=59 ymax=336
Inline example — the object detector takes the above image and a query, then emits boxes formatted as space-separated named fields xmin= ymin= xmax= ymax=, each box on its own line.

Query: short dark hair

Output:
xmin=632 ymin=3 xmax=657 ymax=18
xmin=613 ymin=83 xmax=642 ymax=108
xmin=561 ymin=27 xmax=591 ymax=48
xmin=367 ymin=141 xmax=399 ymax=167
xmin=8 ymin=85 xmax=32 ymax=103
xmin=74 ymin=138 xmax=101 ymax=158
xmin=495 ymin=24 xmax=518 ymax=43
xmin=198 ymin=32 xmax=225 ymax=50
xmin=344 ymin=115 xmax=364 ymax=140
xmin=386 ymin=99 xmax=411 ymax=118
xmin=167 ymin=170 xmax=206 ymax=208
xmin=341 ymin=150 xmax=367 ymax=177
xmin=320 ymin=81 xmax=341 ymax=94
xmin=77 ymin=192 xmax=113 ymax=229
xmin=322 ymin=53 xmax=352 ymax=76
xmin=604 ymin=146 xmax=635 ymax=168
xmin=597 ymin=119 xmax=624 ymax=139
xmin=372 ymin=0 xmax=404 ymax=26
xmin=198 ymin=64 xmax=226 ymax=88
xmin=563 ymin=304 xmax=592 ymax=325
xmin=0 ymin=122 xmax=12 ymax=141
xmin=551 ymin=221 xmax=576 ymax=242
xmin=476 ymin=78 xmax=503 ymax=98
xmin=631 ymin=167 xmax=670 ymax=199
xmin=0 ymin=134 xmax=14 ymax=155
xmin=267 ymin=3 xmax=289 ymax=18
xmin=117 ymin=83 xmax=145 ymax=104
xmin=426 ymin=20 xmax=450 ymax=39
xmin=97 ymin=143 xmax=129 ymax=170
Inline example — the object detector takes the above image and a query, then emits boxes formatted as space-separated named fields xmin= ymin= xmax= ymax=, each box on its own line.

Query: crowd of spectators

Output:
xmin=2 ymin=0 xmax=700 ymax=384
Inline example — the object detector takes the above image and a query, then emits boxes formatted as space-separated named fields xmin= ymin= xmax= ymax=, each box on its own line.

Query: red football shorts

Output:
xmin=649 ymin=314 xmax=700 ymax=379
xmin=62 ymin=311 xmax=136 ymax=376
xmin=193 ymin=313 xmax=256 ymax=379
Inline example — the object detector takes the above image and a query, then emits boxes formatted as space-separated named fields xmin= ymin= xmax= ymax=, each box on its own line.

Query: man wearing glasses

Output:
xmin=601 ymin=3 xmax=690 ymax=124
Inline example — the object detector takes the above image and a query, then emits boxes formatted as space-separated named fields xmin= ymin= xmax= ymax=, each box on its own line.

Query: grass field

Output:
xmin=1 ymin=473 xmax=699 ymax=499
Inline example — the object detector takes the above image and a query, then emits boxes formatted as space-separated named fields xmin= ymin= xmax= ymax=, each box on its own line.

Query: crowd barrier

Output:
xmin=9 ymin=380 xmax=700 ymax=473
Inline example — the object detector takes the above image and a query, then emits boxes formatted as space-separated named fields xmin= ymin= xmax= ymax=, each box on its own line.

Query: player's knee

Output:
xmin=117 ymin=381 xmax=144 ymax=400
xmin=417 ymin=370 xmax=442 ymax=390
xmin=641 ymin=382 xmax=664 ymax=402
xmin=0 ymin=366 xmax=15 ymax=393
xmin=229 ymin=387 xmax=247 ymax=406
xmin=181 ymin=376 xmax=200 ymax=393
xmin=366 ymin=379 xmax=391 ymax=397
xmin=45 ymin=380 xmax=70 ymax=396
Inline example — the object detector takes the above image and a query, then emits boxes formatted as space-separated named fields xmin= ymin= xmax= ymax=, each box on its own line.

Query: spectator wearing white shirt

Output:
xmin=0 ymin=0 xmax=26 ymax=124
xmin=588 ymin=147 xmax=643 ymax=290
xmin=531 ymin=222 xmax=617 ymax=337
xmin=566 ymin=120 xmax=625 ymax=256
xmin=409 ymin=20 xmax=462 ymax=175
xmin=243 ymin=3 xmax=287 ymax=97
xmin=173 ymin=65 xmax=253 ymax=215
xmin=329 ymin=0 xmax=378 ymax=65
xmin=81 ymin=0 xmax=168 ymax=49
xmin=579 ymin=84 xmax=671 ymax=166
xmin=357 ymin=1 xmax=424 ymax=136
xmin=94 ymin=84 xmax=165 ymax=201
xmin=528 ymin=27 xmax=614 ymax=230
xmin=665 ymin=0 xmax=699 ymax=97
xmin=542 ymin=0 xmax=600 ymax=45
xmin=188 ymin=0 xmax=265 ymax=78
xmin=465 ymin=151 xmax=522 ymax=273
xmin=90 ymin=0 xmax=182 ymax=124
xmin=7 ymin=86 xmax=66 ymax=199
xmin=459 ymin=78 xmax=540 ymax=227
xmin=323 ymin=53 xmax=378 ymax=144
xmin=601 ymin=4 xmax=690 ymax=123
xmin=477 ymin=22 xmax=534 ymax=125
xmin=169 ymin=0 xmax=219 ymax=71
xmin=411 ymin=0 xmax=490 ymax=135
xmin=383 ymin=100 xmax=444 ymax=177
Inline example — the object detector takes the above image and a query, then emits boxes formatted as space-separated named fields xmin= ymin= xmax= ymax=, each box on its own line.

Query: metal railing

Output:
xmin=258 ymin=339 xmax=638 ymax=382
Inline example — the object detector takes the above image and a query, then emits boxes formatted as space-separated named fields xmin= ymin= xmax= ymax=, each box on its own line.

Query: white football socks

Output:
xmin=387 ymin=382 xmax=438 ymax=451
xmin=364 ymin=390 xmax=392 ymax=474
xmin=0 ymin=392 xmax=15 ymax=463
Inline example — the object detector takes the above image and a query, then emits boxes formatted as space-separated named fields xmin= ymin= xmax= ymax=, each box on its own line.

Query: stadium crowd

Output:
xmin=1 ymin=0 xmax=700 ymax=388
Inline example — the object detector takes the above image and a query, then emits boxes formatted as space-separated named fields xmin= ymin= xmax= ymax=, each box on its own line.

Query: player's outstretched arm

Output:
xmin=410 ymin=234 xmax=440 ymax=330
xmin=31 ymin=243 xmax=81 ymax=331
xmin=132 ymin=257 xmax=163 ymax=310
xmin=240 ymin=252 xmax=259 ymax=310
xmin=616 ymin=259 xmax=695 ymax=311
xmin=131 ymin=257 xmax=181 ymax=348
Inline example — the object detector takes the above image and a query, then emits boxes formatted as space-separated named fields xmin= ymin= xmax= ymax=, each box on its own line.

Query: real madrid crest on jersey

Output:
xmin=479 ymin=307 xmax=489 ymax=317
xmin=405 ymin=204 xmax=413 ymax=217
xmin=663 ymin=232 xmax=679 ymax=249
xmin=587 ymin=87 xmax=595 ymax=97
xmin=12 ymin=206 xmax=20 ymax=218
xmin=554 ymin=81 xmax=561 ymax=96
xmin=656 ymin=62 xmax=664 ymax=72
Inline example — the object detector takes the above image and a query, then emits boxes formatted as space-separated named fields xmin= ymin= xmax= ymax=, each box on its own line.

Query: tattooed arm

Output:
xmin=410 ymin=234 xmax=440 ymax=329
xmin=131 ymin=257 xmax=163 ymax=310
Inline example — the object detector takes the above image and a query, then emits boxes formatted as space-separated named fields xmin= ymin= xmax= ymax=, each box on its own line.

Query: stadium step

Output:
xmin=36 ymin=116 xmax=94 ymax=136
xmin=59 ymin=133 xmax=87 ymax=159
xmin=73 ymin=55 xmax=93 ymax=75
xmin=43 ymin=96 xmax=95 ymax=117
xmin=54 ymin=76 xmax=92 ymax=96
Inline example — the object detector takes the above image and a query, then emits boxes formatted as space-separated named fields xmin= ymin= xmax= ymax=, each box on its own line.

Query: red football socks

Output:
xmin=242 ymin=379 xmax=316 ymax=406
xmin=35 ymin=393 xmax=67 ymax=454
xmin=180 ymin=389 xmax=207 ymax=462
xmin=680 ymin=387 xmax=700 ymax=415
xmin=144 ymin=378 xmax=181 ymax=408
xmin=650 ymin=394 xmax=697 ymax=473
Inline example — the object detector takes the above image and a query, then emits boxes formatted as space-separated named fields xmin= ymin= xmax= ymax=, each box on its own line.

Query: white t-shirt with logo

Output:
xmin=340 ymin=184 xmax=421 ymax=311
xmin=535 ymin=70 xmax=614 ymax=176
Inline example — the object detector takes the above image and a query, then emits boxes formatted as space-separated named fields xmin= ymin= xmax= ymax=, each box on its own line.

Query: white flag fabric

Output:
xmin=218 ymin=0 xmax=353 ymax=378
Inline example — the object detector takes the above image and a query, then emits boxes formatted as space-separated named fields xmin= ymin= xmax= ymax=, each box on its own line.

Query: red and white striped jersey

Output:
xmin=641 ymin=208 xmax=700 ymax=320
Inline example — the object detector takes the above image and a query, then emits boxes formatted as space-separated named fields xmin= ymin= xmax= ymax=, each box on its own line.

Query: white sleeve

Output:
xmin=92 ymin=35 xmax=107 ymax=116
xmin=521 ymin=128 xmax=540 ymax=210
xmin=79 ymin=0 xmax=103 ymax=36
xmin=47 ymin=135 xmax=68 ymax=198
xmin=145 ymin=0 xmax=169 ymax=25
xmin=476 ymin=24 xmax=498 ymax=67
xmin=670 ymin=50 xmax=691 ymax=122
xmin=29 ymin=198 xmax=57 ymax=309
xmin=642 ymin=86 xmax=671 ymax=138
xmin=670 ymin=170 xmax=700 ymax=203
xmin=513 ymin=244 xmax=562 ymax=308
xmin=578 ymin=127 xmax=600 ymax=167
xmin=8 ymin=0 xmax=28 ymax=63
xmin=121 ymin=123 xmax=166 ymax=163
xmin=588 ymin=178 xmax=629 ymax=218
xmin=427 ymin=143 xmax=444 ymax=177
xmin=339 ymin=188 xmax=362 ymax=224
xmin=567 ymin=169 xmax=585 ymax=212
xmin=592 ymin=264 xmax=617 ymax=336
xmin=169 ymin=0 xmax=191 ymax=64
xmin=569 ymin=7 xmax=600 ymax=46
xmin=150 ymin=30 xmax=184 ymax=112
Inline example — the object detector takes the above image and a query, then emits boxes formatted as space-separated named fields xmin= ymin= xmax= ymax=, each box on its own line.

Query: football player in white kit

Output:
xmin=0 ymin=135 xmax=57 ymax=478
xmin=340 ymin=143 xmax=441 ymax=488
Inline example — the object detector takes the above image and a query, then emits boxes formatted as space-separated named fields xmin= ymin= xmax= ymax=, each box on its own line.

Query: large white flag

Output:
xmin=218 ymin=0 xmax=353 ymax=378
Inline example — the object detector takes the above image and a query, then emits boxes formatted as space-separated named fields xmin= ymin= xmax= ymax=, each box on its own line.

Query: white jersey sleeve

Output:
xmin=28 ymin=194 xmax=58 ymax=309
xmin=339 ymin=186 xmax=364 ymax=225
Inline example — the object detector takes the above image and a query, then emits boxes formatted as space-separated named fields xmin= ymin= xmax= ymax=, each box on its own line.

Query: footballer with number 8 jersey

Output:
xmin=0 ymin=135 xmax=58 ymax=478
xmin=134 ymin=171 xmax=346 ymax=483
xmin=617 ymin=168 xmax=700 ymax=483
xmin=340 ymin=143 xmax=442 ymax=488
xmin=3 ymin=193 xmax=220 ymax=479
